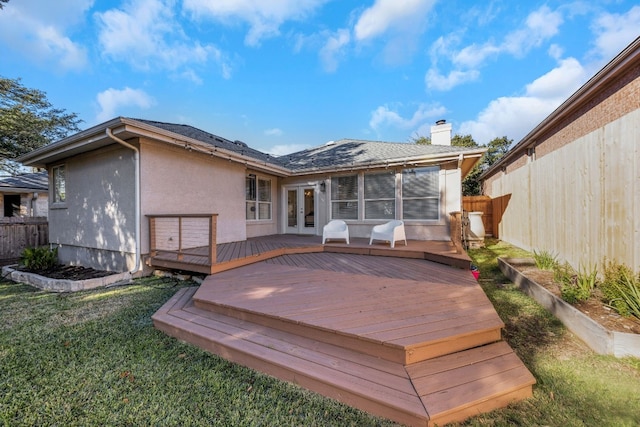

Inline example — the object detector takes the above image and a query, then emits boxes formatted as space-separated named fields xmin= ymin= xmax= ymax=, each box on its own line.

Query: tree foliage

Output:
xmin=410 ymin=133 xmax=431 ymax=145
xmin=0 ymin=1 xmax=9 ymax=10
xmin=0 ymin=77 xmax=82 ymax=174
xmin=412 ymin=132 xmax=512 ymax=196
xmin=457 ymin=135 xmax=512 ymax=196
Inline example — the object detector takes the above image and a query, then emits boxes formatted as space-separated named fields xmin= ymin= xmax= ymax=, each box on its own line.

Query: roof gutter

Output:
xmin=105 ymin=127 xmax=141 ymax=275
xmin=120 ymin=118 xmax=291 ymax=177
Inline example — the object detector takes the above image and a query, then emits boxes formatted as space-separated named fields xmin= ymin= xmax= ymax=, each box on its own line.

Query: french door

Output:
xmin=285 ymin=185 xmax=316 ymax=234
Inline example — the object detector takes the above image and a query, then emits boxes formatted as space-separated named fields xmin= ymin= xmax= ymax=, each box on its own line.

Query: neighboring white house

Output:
xmin=18 ymin=118 xmax=485 ymax=273
xmin=481 ymin=36 xmax=640 ymax=271
xmin=0 ymin=171 xmax=48 ymax=218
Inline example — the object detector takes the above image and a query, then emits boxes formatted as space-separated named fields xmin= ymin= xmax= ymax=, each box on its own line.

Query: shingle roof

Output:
xmin=133 ymin=119 xmax=285 ymax=166
xmin=281 ymin=139 xmax=482 ymax=171
xmin=0 ymin=171 xmax=48 ymax=191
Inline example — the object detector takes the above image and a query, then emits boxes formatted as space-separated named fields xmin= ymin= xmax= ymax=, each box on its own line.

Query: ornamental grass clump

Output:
xmin=19 ymin=246 xmax=58 ymax=271
xmin=556 ymin=263 xmax=597 ymax=304
xmin=533 ymin=249 xmax=558 ymax=270
xmin=601 ymin=259 xmax=640 ymax=319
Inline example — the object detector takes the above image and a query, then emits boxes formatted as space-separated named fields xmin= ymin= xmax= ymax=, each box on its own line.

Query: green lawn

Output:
xmin=1 ymin=241 xmax=639 ymax=426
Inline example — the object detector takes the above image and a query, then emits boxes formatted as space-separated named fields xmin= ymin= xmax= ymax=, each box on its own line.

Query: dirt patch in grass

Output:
xmin=512 ymin=262 xmax=640 ymax=335
xmin=15 ymin=265 xmax=117 ymax=281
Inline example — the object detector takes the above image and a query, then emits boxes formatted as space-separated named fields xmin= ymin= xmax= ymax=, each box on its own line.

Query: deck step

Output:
xmin=192 ymin=262 xmax=504 ymax=364
xmin=153 ymin=287 xmax=535 ymax=427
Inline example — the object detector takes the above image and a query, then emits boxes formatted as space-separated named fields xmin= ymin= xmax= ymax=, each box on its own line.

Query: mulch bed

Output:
xmin=15 ymin=265 xmax=117 ymax=281
xmin=514 ymin=264 xmax=640 ymax=335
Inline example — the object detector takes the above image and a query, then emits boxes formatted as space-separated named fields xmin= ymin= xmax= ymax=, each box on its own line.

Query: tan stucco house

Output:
xmin=18 ymin=118 xmax=484 ymax=273
xmin=481 ymin=36 xmax=640 ymax=271
xmin=0 ymin=171 xmax=48 ymax=218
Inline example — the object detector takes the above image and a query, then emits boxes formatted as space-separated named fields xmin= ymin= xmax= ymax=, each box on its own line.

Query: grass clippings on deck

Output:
xmin=1 ymin=241 xmax=640 ymax=426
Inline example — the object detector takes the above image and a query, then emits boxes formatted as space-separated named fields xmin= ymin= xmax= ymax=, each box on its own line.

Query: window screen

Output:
xmin=402 ymin=167 xmax=439 ymax=220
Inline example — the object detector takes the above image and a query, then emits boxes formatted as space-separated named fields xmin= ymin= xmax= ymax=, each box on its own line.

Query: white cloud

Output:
xmin=459 ymin=57 xmax=587 ymax=145
xmin=425 ymin=68 xmax=480 ymax=91
xmin=319 ymin=29 xmax=351 ymax=72
xmin=264 ymin=128 xmax=283 ymax=136
xmin=0 ymin=0 xmax=90 ymax=71
xmin=429 ymin=5 xmax=564 ymax=92
xmin=354 ymin=0 xmax=435 ymax=41
xmin=96 ymin=0 xmax=230 ymax=79
xmin=590 ymin=5 xmax=640 ymax=63
xmin=96 ymin=87 xmax=156 ymax=123
xmin=182 ymin=0 xmax=329 ymax=47
xmin=369 ymin=103 xmax=447 ymax=135
xmin=501 ymin=5 xmax=563 ymax=57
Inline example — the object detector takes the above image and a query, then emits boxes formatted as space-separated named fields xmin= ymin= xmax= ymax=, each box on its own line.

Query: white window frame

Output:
xmin=364 ymin=171 xmax=396 ymax=220
xmin=330 ymin=174 xmax=359 ymax=220
xmin=51 ymin=164 xmax=67 ymax=207
xmin=246 ymin=174 xmax=272 ymax=221
xmin=401 ymin=166 xmax=440 ymax=221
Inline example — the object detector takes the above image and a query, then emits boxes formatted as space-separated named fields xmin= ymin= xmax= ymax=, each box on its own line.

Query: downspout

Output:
xmin=106 ymin=127 xmax=141 ymax=274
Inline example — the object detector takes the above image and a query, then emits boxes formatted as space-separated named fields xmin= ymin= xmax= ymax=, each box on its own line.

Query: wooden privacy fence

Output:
xmin=462 ymin=196 xmax=494 ymax=237
xmin=0 ymin=217 xmax=49 ymax=260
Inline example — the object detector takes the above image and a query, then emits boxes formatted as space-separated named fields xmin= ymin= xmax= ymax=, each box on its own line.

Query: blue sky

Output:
xmin=1 ymin=1 xmax=638 ymax=156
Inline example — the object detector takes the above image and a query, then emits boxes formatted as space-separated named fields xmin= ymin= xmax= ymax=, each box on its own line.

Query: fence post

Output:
xmin=209 ymin=214 xmax=218 ymax=270
xmin=449 ymin=211 xmax=463 ymax=253
xmin=149 ymin=217 xmax=157 ymax=257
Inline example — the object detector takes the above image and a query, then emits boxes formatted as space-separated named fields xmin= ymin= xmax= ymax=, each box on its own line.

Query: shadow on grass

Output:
xmin=462 ymin=239 xmax=640 ymax=427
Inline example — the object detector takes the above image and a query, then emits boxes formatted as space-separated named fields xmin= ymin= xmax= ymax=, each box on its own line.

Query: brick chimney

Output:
xmin=430 ymin=119 xmax=452 ymax=146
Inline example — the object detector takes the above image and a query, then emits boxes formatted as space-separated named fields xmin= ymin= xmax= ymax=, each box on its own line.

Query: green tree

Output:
xmin=412 ymin=132 xmax=512 ymax=196
xmin=460 ymin=136 xmax=513 ymax=196
xmin=451 ymin=134 xmax=478 ymax=148
xmin=0 ymin=77 xmax=81 ymax=174
xmin=409 ymin=133 xmax=431 ymax=145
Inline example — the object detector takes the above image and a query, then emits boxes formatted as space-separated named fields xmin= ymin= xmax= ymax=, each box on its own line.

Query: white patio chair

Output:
xmin=322 ymin=220 xmax=349 ymax=244
xmin=369 ymin=220 xmax=407 ymax=248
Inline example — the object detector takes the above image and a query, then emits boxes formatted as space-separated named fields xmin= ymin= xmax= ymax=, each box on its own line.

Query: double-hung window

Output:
xmin=364 ymin=172 xmax=395 ymax=219
xmin=52 ymin=165 xmax=66 ymax=204
xmin=402 ymin=166 xmax=439 ymax=220
xmin=330 ymin=174 xmax=358 ymax=220
xmin=246 ymin=174 xmax=271 ymax=220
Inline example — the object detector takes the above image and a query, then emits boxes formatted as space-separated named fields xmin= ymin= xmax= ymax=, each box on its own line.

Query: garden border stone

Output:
xmin=2 ymin=265 xmax=132 ymax=292
xmin=498 ymin=257 xmax=640 ymax=358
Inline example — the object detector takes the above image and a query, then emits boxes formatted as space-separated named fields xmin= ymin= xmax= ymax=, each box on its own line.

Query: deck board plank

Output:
xmin=152 ymin=244 xmax=535 ymax=427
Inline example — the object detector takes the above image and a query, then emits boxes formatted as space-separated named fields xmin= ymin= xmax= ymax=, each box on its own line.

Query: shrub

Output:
xmin=19 ymin=246 xmax=59 ymax=271
xmin=612 ymin=276 xmax=640 ymax=319
xmin=533 ymin=249 xmax=558 ymax=270
xmin=556 ymin=263 xmax=597 ymax=304
xmin=601 ymin=259 xmax=635 ymax=317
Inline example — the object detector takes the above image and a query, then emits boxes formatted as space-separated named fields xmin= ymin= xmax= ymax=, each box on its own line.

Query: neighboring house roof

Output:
xmin=0 ymin=171 xmax=48 ymax=193
xmin=17 ymin=117 xmax=485 ymax=178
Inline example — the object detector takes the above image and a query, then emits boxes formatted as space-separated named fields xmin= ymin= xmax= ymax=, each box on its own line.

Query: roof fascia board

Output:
xmin=0 ymin=187 xmax=44 ymax=193
xmin=120 ymin=119 xmax=291 ymax=177
xmin=290 ymin=149 xmax=486 ymax=176
xmin=17 ymin=118 xmax=124 ymax=166
xmin=482 ymin=36 xmax=640 ymax=179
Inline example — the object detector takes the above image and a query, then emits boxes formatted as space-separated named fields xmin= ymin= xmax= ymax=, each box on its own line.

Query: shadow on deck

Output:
xmin=152 ymin=238 xmax=535 ymax=426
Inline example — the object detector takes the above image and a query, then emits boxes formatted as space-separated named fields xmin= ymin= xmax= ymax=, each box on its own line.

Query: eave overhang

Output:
xmin=17 ymin=117 xmax=486 ymax=179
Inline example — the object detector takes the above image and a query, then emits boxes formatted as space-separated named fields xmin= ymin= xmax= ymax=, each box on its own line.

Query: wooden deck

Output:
xmin=147 ymin=234 xmax=473 ymax=274
xmin=153 ymin=248 xmax=535 ymax=426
